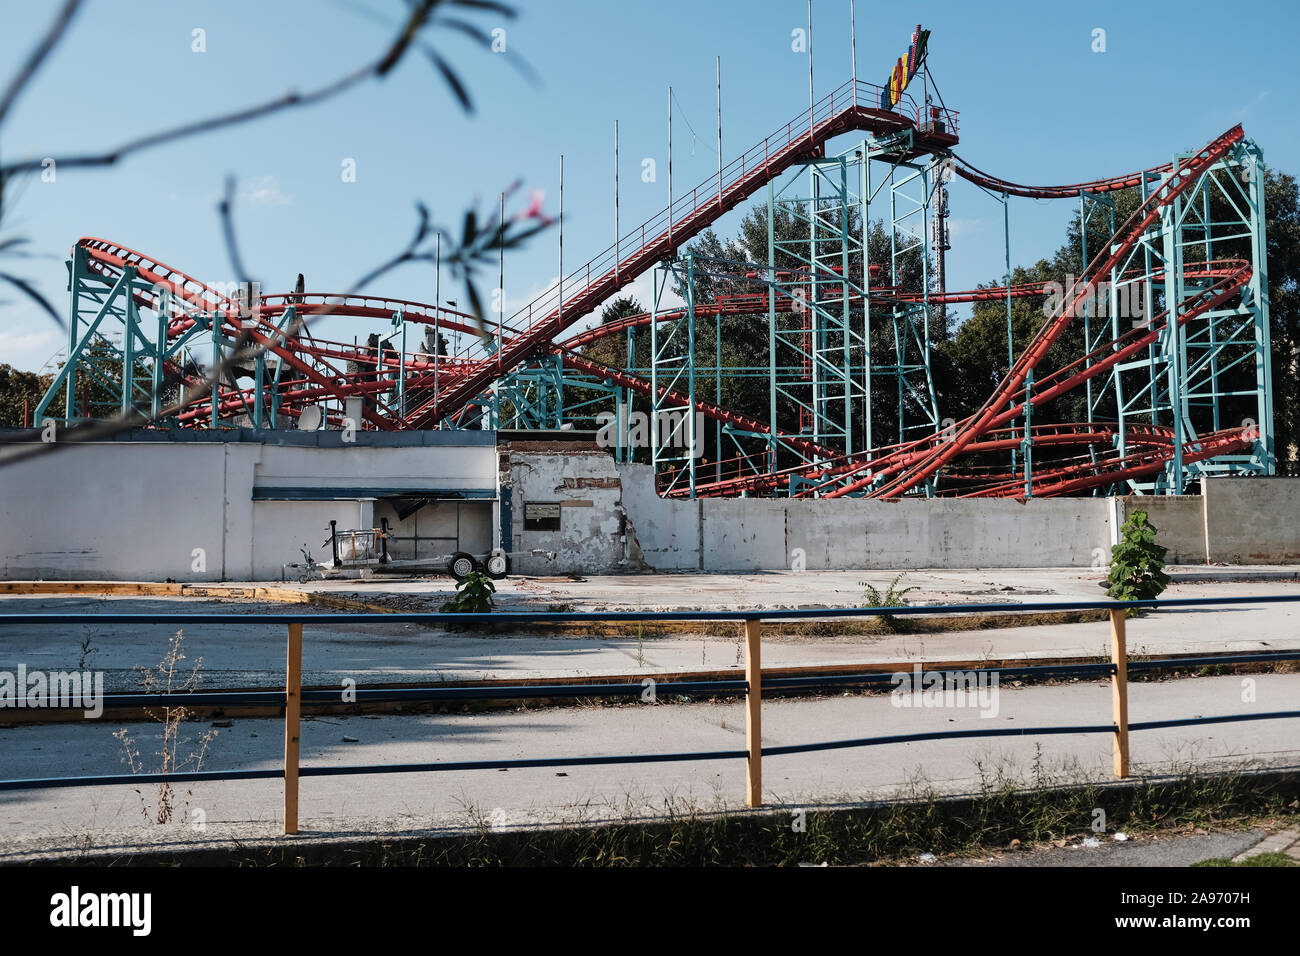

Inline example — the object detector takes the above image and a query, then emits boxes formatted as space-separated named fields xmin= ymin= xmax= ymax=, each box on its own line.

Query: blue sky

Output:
xmin=1 ymin=0 xmax=1297 ymax=371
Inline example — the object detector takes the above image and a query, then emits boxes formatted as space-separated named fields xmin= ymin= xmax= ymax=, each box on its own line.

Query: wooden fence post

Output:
xmin=284 ymin=621 xmax=303 ymax=834
xmin=744 ymin=618 xmax=763 ymax=807
xmin=1109 ymin=608 xmax=1130 ymax=779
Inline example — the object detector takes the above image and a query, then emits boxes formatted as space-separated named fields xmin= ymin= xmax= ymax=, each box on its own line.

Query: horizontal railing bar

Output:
xmin=298 ymin=749 xmax=749 ymax=776
xmin=5 ymin=592 xmax=1300 ymax=626
xmin=760 ymin=723 xmax=1118 ymax=756
xmin=15 ymin=650 xmax=1294 ymax=714
xmin=760 ymin=709 xmax=1300 ymax=757
xmin=0 ymin=768 xmax=284 ymax=791
xmin=1127 ymin=651 xmax=1300 ymax=670
xmin=764 ymin=662 xmax=1119 ymax=689
xmin=53 ymin=690 xmax=287 ymax=708
xmin=1128 ymin=710 xmax=1300 ymax=729
xmin=300 ymin=679 xmax=745 ymax=703
xmin=4 ymin=710 xmax=1295 ymax=793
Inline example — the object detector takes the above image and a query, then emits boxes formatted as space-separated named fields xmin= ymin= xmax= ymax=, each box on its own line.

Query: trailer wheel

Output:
xmin=484 ymin=551 xmax=511 ymax=579
xmin=448 ymin=552 xmax=477 ymax=581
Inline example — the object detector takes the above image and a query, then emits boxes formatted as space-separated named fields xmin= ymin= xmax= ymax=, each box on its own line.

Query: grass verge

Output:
xmin=1194 ymin=852 xmax=1297 ymax=867
xmin=27 ymin=768 xmax=1300 ymax=867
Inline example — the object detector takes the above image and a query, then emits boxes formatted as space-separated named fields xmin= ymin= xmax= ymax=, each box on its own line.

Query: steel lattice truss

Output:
xmin=37 ymin=78 xmax=1273 ymax=498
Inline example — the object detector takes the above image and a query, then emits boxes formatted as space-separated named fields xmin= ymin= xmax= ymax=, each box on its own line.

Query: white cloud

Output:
xmin=239 ymin=175 xmax=292 ymax=206
xmin=1236 ymin=90 xmax=1269 ymax=119
xmin=945 ymin=217 xmax=985 ymax=239
xmin=0 ymin=325 xmax=63 ymax=371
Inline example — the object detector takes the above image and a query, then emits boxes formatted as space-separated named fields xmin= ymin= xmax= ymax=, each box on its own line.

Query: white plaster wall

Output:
xmin=0 ymin=443 xmax=262 ymax=581
xmin=251 ymin=499 xmax=373 ymax=578
xmin=253 ymin=443 xmax=496 ymax=493
xmin=508 ymin=446 xmax=628 ymax=574
xmin=0 ymin=437 xmax=497 ymax=581
xmin=616 ymin=463 xmax=700 ymax=570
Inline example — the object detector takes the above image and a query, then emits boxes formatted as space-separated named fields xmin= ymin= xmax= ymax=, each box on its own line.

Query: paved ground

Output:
xmin=2 ymin=568 xmax=1297 ymax=862
xmin=1 ymin=569 xmax=1297 ymax=688
xmin=943 ymin=824 xmax=1300 ymax=867
xmin=0 ymin=674 xmax=1296 ymax=860
xmin=941 ymin=829 xmax=1271 ymax=867
xmin=305 ymin=564 xmax=1300 ymax=612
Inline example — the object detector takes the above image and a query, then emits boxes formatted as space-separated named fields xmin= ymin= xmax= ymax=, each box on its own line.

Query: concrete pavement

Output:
xmin=1 ymin=571 xmax=1298 ymax=688
xmin=0 ymin=673 xmax=1296 ymax=861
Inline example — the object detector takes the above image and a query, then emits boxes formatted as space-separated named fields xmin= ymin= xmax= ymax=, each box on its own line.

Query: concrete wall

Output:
xmin=617 ymin=464 xmax=700 ymax=570
xmin=504 ymin=443 xmax=636 ymax=575
xmin=9 ymin=430 xmax=1298 ymax=580
xmin=1204 ymin=477 xmax=1300 ymax=563
xmin=1 ymin=442 xmax=252 ymax=581
xmin=1117 ymin=495 xmax=1206 ymax=564
xmin=819 ymin=497 xmax=1109 ymax=570
xmin=615 ymin=464 xmax=1115 ymax=571
xmin=724 ymin=496 xmax=1109 ymax=570
xmin=0 ymin=429 xmax=498 ymax=581
xmin=702 ymin=498 xmax=790 ymax=570
xmin=612 ymin=470 xmax=1300 ymax=573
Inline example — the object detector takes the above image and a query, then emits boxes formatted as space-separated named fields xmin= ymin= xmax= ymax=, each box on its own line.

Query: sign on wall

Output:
xmin=524 ymin=502 xmax=561 ymax=531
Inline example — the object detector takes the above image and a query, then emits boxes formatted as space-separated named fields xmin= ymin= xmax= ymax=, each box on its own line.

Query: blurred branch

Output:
xmin=0 ymin=0 xmax=548 ymax=468
xmin=0 ymin=0 xmax=515 ymax=178
xmin=0 ymin=0 xmax=526 ymax=332
xmin=0 ymin=179 xmax=553 ymax=467
xmin=0 ymin=0 xmax=83 ymax=129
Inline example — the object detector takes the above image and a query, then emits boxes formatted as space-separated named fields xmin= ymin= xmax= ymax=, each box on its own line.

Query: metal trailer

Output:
xmin=282 ymin=520 xmax=556 ymax=583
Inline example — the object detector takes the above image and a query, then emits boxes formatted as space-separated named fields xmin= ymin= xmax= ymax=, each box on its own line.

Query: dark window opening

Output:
xmin=524 ymin=502 xmax=561 ymax=532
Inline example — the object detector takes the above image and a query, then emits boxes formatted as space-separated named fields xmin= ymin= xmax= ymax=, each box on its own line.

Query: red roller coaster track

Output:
xmin=65 ymin=77 xmax=1255 ymax=500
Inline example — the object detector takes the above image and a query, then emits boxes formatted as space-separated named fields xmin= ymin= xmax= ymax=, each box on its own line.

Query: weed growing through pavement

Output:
xmin=76 ymin=628 xmax=99 ymax=670
xmin=636 ymin=596 xmax=645 ymax=668
xmin=860 ymin=573 xmax=920 ymax=633
xmin=113 ymin=629 xmax=217 ymax=824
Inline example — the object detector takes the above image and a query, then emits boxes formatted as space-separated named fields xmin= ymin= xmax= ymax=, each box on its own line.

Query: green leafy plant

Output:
xmin=441 ymin=570 xmax=496 ymax=613
xmin=1106 ymin=510 xmax=1171 ymax=616
xmin=859 ymin=573 xmax=919 ymax=633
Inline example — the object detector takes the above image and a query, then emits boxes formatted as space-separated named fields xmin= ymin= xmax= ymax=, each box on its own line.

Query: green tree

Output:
xmin=0 ymin=363 xmax=56 ymax=427
xmin=661 ymin=202 xmax=934 ymax=466
xmin=938 ymin=163 xmax=1300 ymax=483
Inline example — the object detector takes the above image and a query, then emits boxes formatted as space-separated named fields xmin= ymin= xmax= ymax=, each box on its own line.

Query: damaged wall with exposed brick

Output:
xmin=502 ymin=443 xmax=1300 ymax=574
xmin=502 ymin=442 xmax=645 ymax=575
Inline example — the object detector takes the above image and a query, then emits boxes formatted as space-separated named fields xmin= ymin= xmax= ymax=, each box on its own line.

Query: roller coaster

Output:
xmin=35 ymin=63 xmax=1274 ymax=501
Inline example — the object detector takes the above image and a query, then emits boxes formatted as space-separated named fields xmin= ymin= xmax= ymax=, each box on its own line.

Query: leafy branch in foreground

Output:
xmin=0 ymin=0 xmax=529 ymax=341
xmin=0 ymin=0 xmax=552 ymax=467
xmin=0 ymin=180 xmax=554 ymax=468
xmin=0 ymin=0 xmax=525 ymax=179
xmin=352 ymin=181 xmax=554 ymax=330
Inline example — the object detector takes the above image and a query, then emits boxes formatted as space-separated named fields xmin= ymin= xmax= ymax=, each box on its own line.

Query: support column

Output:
xmin=1110 ymin=608 xmax=1130 ymax=779
xmin=744 ymin=618 xmax=763 ymax=807
xmin=284 ymin=621 xmax=303 ymax=834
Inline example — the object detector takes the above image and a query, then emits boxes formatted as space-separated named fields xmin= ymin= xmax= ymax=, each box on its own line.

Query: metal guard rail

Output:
xmin=2 ymin=594 xmax=1299 ymax=830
